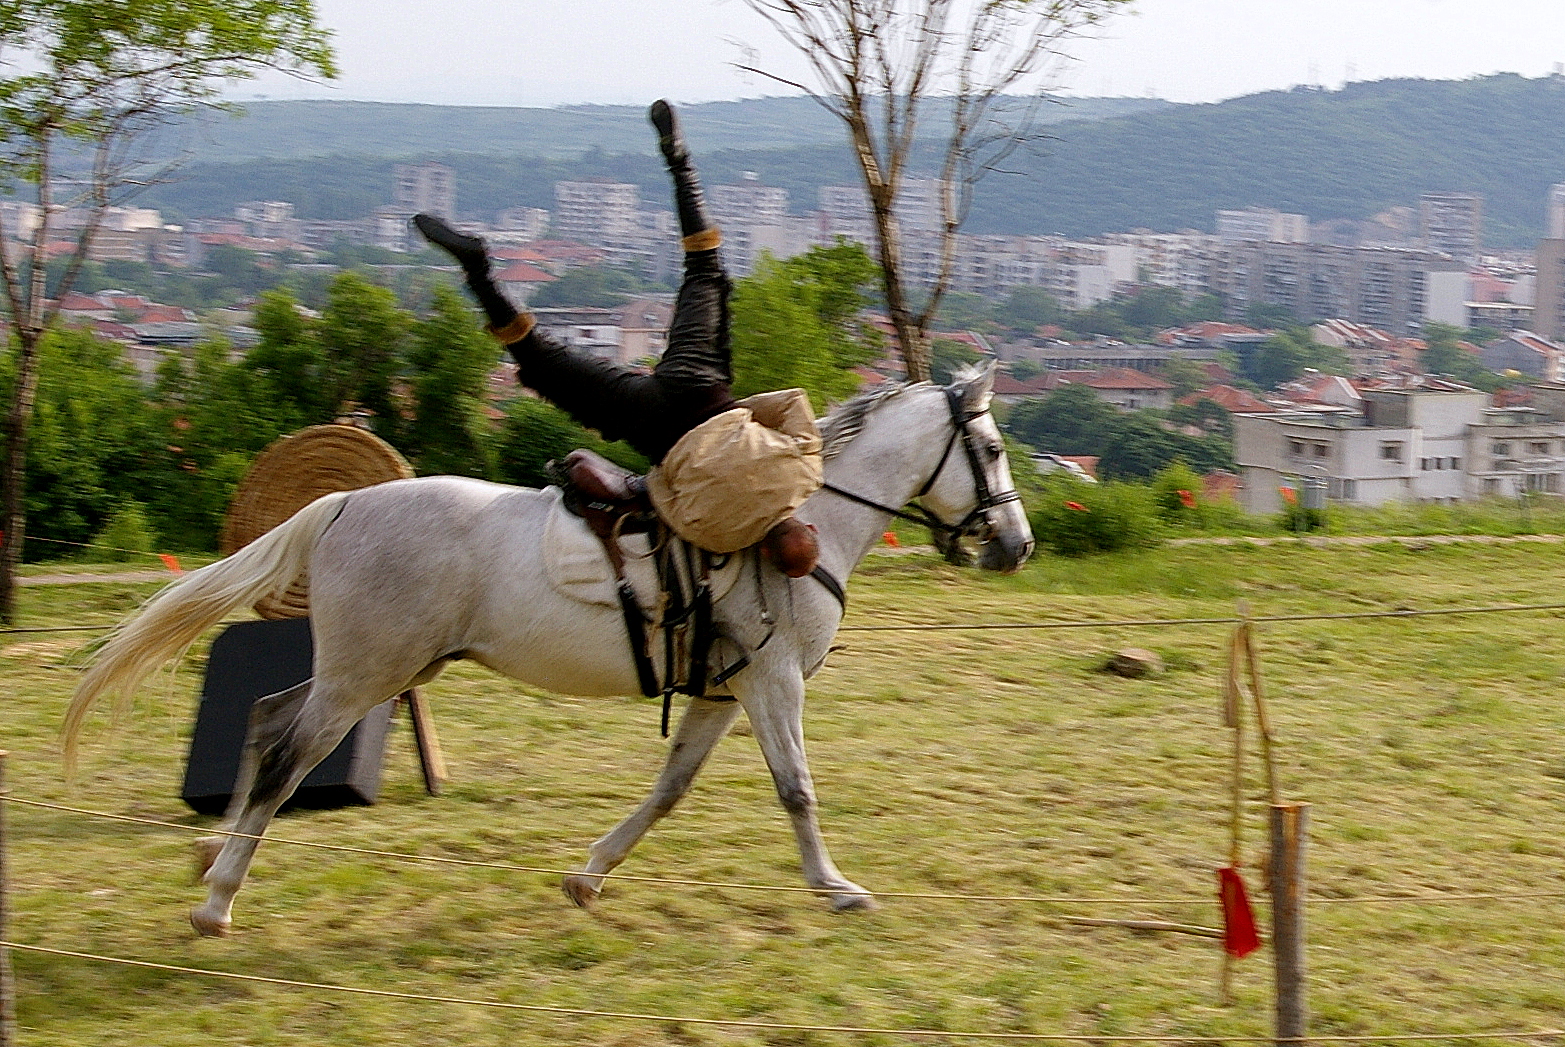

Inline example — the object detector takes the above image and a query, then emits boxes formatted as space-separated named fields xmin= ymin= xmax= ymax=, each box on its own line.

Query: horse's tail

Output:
xmin=63 ymin=490 xmax=353 ymax=772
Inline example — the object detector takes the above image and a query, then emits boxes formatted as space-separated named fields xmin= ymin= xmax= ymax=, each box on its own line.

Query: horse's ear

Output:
xmin=956 ymin=359 xmax=997 ymax=414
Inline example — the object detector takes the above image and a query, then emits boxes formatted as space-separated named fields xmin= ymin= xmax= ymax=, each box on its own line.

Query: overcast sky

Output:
xmin=241 ymin=0 xmax=1565 ymax=108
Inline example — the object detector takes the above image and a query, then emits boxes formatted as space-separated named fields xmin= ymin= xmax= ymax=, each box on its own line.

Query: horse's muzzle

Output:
xmin=978 ymin=529 xmax=1034 ymax=574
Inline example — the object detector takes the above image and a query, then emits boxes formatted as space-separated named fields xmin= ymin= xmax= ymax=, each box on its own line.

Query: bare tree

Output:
xmin=0 ymin=0 xmax=334 ymax=622
xmin=739 ymin=0 xmax=1131 ymax=382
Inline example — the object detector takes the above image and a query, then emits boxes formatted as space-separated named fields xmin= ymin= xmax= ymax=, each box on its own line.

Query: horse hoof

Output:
xmin=561 ymin=875 xmax=602 ymax=909
xmin=193 ymin=836 xmax=224 ymax=882
xmin=830 ymin=890 xmax=878 ymax=913
xmin=189 ymin=907 xmax=231 ymax=938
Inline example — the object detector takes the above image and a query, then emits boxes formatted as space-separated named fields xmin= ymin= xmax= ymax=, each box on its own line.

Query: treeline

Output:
xmin=138 ymin=75 xmax=1565 ymax=245
xmin=9 ymin=243 xmax=881 ymax=559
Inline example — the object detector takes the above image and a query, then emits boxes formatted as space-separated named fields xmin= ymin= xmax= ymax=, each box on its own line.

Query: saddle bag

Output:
xmin=646 ymin=388 xmax=823 ymax=554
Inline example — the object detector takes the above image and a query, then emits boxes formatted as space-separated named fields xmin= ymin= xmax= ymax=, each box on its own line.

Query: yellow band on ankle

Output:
xmin=682 ymin=228 xmax=723 ymax=253
xmin=489 ymin=313 xmax=535 ymax=344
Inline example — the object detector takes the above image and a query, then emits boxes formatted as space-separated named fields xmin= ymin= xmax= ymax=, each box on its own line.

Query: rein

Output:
xmin=821 ymin=386 xmax=1021 ymax=543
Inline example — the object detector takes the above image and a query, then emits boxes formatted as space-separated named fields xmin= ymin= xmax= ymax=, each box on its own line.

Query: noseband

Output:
xmin=822 ymin=387 xmax=1022 ymax=543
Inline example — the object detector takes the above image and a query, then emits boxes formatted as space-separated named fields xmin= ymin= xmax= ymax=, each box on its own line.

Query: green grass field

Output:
xmin=5 ymin=541 xmax=1565 ymax=1045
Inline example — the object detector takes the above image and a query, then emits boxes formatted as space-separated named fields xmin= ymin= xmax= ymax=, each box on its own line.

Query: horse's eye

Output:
xmin=985 ymin=443 xmax=1004 ymax=461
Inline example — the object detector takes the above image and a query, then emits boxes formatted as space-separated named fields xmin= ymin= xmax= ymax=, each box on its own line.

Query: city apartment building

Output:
xmin=1215 ymin=206 xmax=1309 ymax=243
xmin=1419 ymin=191 xmax=1482 ymax=262
xmin=1213 ymin=241 xmax=1466 ymax=333
xmin=1533 ymin=237 xmax=1565 ymax=341
xmin=711 ymin=178 xmax=790 ymax=225
xmin=393 ymin=162 xmax=455 ymax=221
xmin=551 ymin=180 xmax=641 ymax=245
xmin=1234 ymin=383 xmax=1565 ymax=512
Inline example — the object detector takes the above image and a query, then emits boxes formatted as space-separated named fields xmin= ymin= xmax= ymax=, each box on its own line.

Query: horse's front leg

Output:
xmin=736 ymin=666 xmax=876 ymax=912
xmin=563 ymin=695 xmax=741 ymax=907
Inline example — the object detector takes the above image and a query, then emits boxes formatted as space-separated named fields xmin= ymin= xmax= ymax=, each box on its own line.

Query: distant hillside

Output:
xmin=161 ymin=95 xmax=1176 ymax=163
xmin=964 ymin=73 xmax=1565 ymax=247
xmin=138 ymin=76 xmax=1565 ymax=248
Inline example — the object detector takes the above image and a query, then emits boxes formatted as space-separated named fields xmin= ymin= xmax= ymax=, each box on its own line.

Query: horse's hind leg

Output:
xmin=190 ymin=682 xmax=373 ymax=937
xmin=562 ymin=696 xmax=741 ymax=907
xmin=193 ymin=681 xmax=312 ymax=881
xmin=738 ymin=668 xmax=875 ymax=912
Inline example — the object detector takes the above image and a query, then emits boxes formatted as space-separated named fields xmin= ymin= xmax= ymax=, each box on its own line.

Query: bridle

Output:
xmin=821 ymin=386 xmax=1023 ymax=544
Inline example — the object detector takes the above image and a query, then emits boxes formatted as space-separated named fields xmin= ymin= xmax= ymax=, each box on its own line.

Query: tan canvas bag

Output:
xmin=646 ymin=388 xmax=824 ymax=553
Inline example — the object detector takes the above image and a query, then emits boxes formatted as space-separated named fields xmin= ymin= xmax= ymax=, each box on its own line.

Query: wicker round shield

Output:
xmin=219 ymin=424 xmax=414 ymax=619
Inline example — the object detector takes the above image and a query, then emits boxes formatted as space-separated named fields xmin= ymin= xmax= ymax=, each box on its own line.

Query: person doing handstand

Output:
xmin=413 ymin=100 xmax=819 ymax=575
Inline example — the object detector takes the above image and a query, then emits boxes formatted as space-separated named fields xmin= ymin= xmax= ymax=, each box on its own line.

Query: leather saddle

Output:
xmin=551 ymin=449 xmax=655 ymax=540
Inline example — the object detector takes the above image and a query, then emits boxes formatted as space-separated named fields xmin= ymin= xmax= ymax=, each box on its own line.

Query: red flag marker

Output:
xmin=1064 ymin=501 xmax=1088 ymax=512
xmin=158 ymin=554 xmax=183 ymax=575
xmin=882 ymin=530 xmax=900 ymax=547
xmin=1178 ymin=489 xmax=1197 ymax=509
xmin=1217 ymin=866 xmax=1261 ymax=958
xmin=1279 ymin=486 xmax=1298 ymax=506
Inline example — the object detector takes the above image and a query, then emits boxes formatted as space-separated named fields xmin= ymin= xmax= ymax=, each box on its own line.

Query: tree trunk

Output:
xmin=870 ymin=198 xmax=931 ymax=383
xmin=0 ymin=330 xmax=39 ymax=625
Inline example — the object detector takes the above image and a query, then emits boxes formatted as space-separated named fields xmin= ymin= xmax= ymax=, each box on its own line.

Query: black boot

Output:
xmin=412 ymin=213 xmax=524 ymax=336
xmin=413 ymin=213 xmax=488 ymax=272
xmin=649 ymin=100 xmax=720 ymax=251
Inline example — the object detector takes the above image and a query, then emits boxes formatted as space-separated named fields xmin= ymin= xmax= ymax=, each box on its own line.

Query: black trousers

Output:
xmin=506 ymin=250 xmax=735 ymax=465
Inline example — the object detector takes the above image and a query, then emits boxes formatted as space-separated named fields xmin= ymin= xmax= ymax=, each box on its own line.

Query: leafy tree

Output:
xmin=495 ymin=397 xmax=645 ymax=489
xmin=203 ymin=244 xmax=275 ymax=295
xmin=150 ymin=337 xmax=295 ymax=548
xmin=1119 ymin=285 xmax=1188 ymax=332
xmin=1096 ymin=414 xmax=1231 ymax=480
xmin=245 ymin=288 xmax=331 ymax=427
xmin=740 ymin=0 xmax=1131 ymax=381
xmin=1161 ymin=357 xmax=1209 ymax=400
xmin=1245 ymin=330 xmax=1309 ymax=389
xmin=1168 ymin=396 xmax=1235 ymax=440
xmin=404 ymin=285 xmax=501 ymax=477
xmin=1009 ymin=357 xmax=1043 ymax=382
xmin=1422 ymin=321 xmax=1496 ymax=387
xmin=5 ymin=328 xmax=163 ymax=559
xmin=930 ymin=338 xmax=981 ymax=384
xmin=934 ymin=292 xmax=993 ymax=331
xmin=0 ymin=0 xmax=334 ymax=619
xmin=995 ymin=286 xmax=1063 ymax=334
xmin=1005 ymin=384 xmax=1118 ymax=455
xmin=315 ymin=271 xmax=412 ymax=442
xmin=730 ymin=244 xmax=879 ymax=410
xmin=1244 ymin=301 xmax=1301 ymax=330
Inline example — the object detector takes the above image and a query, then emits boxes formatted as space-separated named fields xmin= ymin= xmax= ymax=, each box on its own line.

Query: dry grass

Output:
xmin=5 ymin=542 xmax=1565 ymax=1045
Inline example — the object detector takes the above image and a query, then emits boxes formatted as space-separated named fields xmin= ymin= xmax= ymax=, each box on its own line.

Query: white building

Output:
xmin=393 ymin=162 xmax=456 ymax=221
xmin=1216 ymin=207 xmax=1309 ymax=243
xmin=1233 ymin=383 xmax=1565 ymax=512
xmin=552 ymin=181 xmax=641 ymax=245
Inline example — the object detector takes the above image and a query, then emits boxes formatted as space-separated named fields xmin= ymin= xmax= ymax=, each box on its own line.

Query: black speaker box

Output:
xmin=181 ymin=616 xmax=394 ymax=815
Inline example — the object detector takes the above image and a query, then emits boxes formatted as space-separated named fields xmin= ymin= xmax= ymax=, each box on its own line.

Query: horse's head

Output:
xmin=919 ymin=362 xmax=1035 ymax=574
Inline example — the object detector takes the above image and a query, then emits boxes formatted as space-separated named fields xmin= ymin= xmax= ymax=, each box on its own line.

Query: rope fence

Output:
xmin=2 ymin=942 xmax=1563 ymax=1045
xmin=6 ymin=794 xmax=1565 ymax=909
xmin=7 ymin=598 xmax=1565 ymax=640
xmin=7 ymin=590 xmax=1565 ymax=1043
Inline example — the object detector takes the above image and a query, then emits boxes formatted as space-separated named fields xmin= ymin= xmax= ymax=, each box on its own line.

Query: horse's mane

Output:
xmin=819 ymin=381 xmax=920 ymax=460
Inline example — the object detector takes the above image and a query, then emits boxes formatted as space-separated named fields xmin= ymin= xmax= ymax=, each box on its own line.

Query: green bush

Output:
xmin=1149 ymin=461 xmax=1204 ymax=523
xmin=1277 ymin=502 xmax=1331 ymax=533
xmin=1027 ymin=476 xmax=1162 ymax=556
xmin=92 ymin=501 xmax=156 ymax=562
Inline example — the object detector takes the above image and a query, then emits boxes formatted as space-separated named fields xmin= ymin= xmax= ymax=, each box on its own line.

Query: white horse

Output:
xmin=64 ymin=364 xmax=1033 ymax=937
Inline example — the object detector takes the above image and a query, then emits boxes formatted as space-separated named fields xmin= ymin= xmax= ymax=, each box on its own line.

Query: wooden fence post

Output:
xmin=1271 ymin=801 xmax=1309 ymax=1046
xmin=1 ymin=751 xmax=15 ymax=1047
